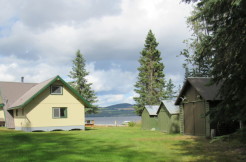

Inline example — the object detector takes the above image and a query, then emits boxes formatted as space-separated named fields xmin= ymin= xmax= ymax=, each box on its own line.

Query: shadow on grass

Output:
xmin=85 ymin=127 xmax=97 ymax=131
xmin=0 ymin=129 xmax=156 ymax=162
xmin=175 ymin=136 xmax=246 ymax=161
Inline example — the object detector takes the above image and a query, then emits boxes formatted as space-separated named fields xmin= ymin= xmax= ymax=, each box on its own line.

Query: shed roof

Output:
xmin=145 ymin=105 xmax=159 ymax=116
xmin=175 ymin=77 xmax=222 ymax=105
xmin=0 ymin=75 xmax=92 ymax=109
xmin=160 ymin=100 xmax=179 ymax=114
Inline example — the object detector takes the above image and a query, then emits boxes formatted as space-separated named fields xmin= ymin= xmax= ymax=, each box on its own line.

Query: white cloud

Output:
xmin=0 ymin=0 xmax=193 ymax=106
xmin=166 ymin=73 xmax=183 ymax=86
xmin=86 ymin=62 xmax=137 ymax=93
xmin=0 ymin=63 xmax=17 ymax=81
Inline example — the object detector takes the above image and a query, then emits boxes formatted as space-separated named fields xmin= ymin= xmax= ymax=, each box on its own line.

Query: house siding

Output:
xmin=13 ymin=80 xmax=85 ymax=131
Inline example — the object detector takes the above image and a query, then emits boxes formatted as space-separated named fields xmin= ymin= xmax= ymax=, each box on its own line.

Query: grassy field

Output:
xmin=0 ymin=126 xmax=245 ymax=162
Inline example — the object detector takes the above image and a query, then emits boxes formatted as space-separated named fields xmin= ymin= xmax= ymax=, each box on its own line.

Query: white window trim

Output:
xmin=52 ymin=107 xmax=67 ymax=118
xmin=50 ymin=85 xmax=63 ymax=95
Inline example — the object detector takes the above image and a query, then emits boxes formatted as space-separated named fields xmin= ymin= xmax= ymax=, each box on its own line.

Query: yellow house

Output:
xmin=0 ymin=75 xmax=91 ymax=132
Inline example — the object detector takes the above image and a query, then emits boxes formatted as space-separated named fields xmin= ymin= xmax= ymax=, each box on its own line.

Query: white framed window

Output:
xmin=53 ymin=107 xmax=67 ymax=118
xmin=50 ymin=85 xmax=63 ymax=95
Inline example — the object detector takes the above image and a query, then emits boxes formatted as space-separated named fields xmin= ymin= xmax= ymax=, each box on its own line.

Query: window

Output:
xmin=53 ymin=107 xmax=67 ymax=118
xmin=50 ymin=85 xmax=63 ymax=95
xmin=15 ymin=108 xmax=24 ymax=117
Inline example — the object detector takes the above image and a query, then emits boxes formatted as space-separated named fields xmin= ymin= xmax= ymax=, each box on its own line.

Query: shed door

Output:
xmin=184 ymin=103 xmax=194 ymax=135
xmin=184 ymin=102 xmax=206 ymax=136
xmin=194 ymin=102 xmax=205 ymax=136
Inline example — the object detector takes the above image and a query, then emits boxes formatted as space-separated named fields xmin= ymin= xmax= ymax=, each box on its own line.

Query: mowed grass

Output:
xmin=0 ymin=126 xmax=245 ymax=162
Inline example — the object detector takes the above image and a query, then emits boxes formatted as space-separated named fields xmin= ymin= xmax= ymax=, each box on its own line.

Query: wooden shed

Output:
xmin=175 ymin=77 xmax=222 ymax=137
xmin=157 ymin=100 xmax=179 ymax=133
xmin=141 ymin=105 xmax=159 ymax=130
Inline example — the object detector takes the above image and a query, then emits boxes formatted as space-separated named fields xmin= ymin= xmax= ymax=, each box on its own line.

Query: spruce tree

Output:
xmin=166 ymin=79 xmax=175 ymax=99
xmin=183 ymin=0 xmax=246 ymax=123
xmin=69 ymin=50 xmax=98 ymax=114
xmin=134 ymin=30 xmax=166 ymax=115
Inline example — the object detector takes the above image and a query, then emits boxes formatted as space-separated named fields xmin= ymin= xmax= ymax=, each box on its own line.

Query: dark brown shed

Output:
xmin=175 ymin=77 xmax=222 ymax=137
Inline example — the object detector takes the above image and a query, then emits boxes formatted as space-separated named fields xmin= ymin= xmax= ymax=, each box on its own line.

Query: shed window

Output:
xmin=53 ymin=107 xmax=67 ymax=118
xmin=50 ymin=85 xmax=63 ymax=95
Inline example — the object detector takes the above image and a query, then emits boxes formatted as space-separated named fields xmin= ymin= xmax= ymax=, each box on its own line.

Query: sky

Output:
xmin=0 ymin=0 xmax=193 ymax=107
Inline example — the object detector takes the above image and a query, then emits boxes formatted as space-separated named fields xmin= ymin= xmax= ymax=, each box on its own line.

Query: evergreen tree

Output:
xmin=180 ymin=13 xmax=213 ymax=78
xmin=69 ymin=50 xmax=98 ymax=114
xmin=166 ymin=79 xmax=175 ymax=99
xmin=134 ymin=30 xmax=167 ymax=115
xmin=183 ymin=0 xmax=246 ymax=123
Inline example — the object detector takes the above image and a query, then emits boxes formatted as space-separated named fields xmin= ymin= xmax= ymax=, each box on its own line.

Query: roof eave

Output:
xmin=175 ymin=80 xmax=189 ymax=105
xmin=8 ymin=105 xmax=23 ymax=110
xmin=57 ymin=76 xmax=92 ymax=108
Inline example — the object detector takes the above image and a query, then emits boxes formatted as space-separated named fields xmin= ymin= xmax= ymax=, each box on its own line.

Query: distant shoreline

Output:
xmin=85 ymin=116 xmax=141 ymax=125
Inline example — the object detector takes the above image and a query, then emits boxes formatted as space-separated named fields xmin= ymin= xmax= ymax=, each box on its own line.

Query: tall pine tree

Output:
xmin=183 ymin=0 xmax=246 ymax=123
xmin=69 ymin=50 xmax=98 ymax=114
xmin=134 ymin=30 xmax=166 ymax=115
xmin=166 ymin=79 xmax=175 ymax=99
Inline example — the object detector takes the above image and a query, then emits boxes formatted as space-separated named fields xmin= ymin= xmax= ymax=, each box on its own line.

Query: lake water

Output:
xmin=85 ymin=116 xmax=141 ymax=125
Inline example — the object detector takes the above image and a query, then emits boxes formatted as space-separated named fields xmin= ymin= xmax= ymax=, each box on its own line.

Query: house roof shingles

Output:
xmin=10 ymin=77 xmax=55 ymax=109
xmin=0 ymin=82 xmax=37 ymax=109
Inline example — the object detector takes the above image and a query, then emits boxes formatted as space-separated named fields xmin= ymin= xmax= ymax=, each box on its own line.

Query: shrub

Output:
xmin=128 ymin=121 xmax=136 ymax=127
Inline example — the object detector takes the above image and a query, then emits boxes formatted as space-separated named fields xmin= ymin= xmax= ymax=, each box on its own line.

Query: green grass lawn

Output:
xmin=0 ymin=126 xmax=245 ymax=162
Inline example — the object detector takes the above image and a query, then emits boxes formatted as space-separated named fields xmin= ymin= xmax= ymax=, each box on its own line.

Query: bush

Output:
xmin=128 ymin=121 xmax=136 ymax=127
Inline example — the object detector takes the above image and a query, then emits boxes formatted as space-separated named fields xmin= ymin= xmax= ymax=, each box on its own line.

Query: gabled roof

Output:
xmin=175 ymin=77 xmax=222 ymax=105
xmin=145 ymin=105 xmax=159 ymax=116
xmin=0 ymin=82 xmax=37 ymax=108
xmin=0 ymin=75 xmax=92 ymax=109
xmin=160 ymin=100 xmax=179 ymax=115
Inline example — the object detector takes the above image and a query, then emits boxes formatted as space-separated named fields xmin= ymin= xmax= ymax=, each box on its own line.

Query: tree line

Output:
xmin=181 ymin=0 xmax=246 ymax=124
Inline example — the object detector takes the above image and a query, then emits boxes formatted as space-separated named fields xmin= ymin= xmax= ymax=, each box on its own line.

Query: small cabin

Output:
xmin=141 ymin=105 xmax=159 ymax=130
xmin=175 ymin=77 xmax=223 ymax=137
xmin=157 ymin=100 xmax=179 ymax=133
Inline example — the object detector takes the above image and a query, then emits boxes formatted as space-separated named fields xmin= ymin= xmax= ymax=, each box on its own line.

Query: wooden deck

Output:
xmin=85 ymin=120 xmax=95 ymax=127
